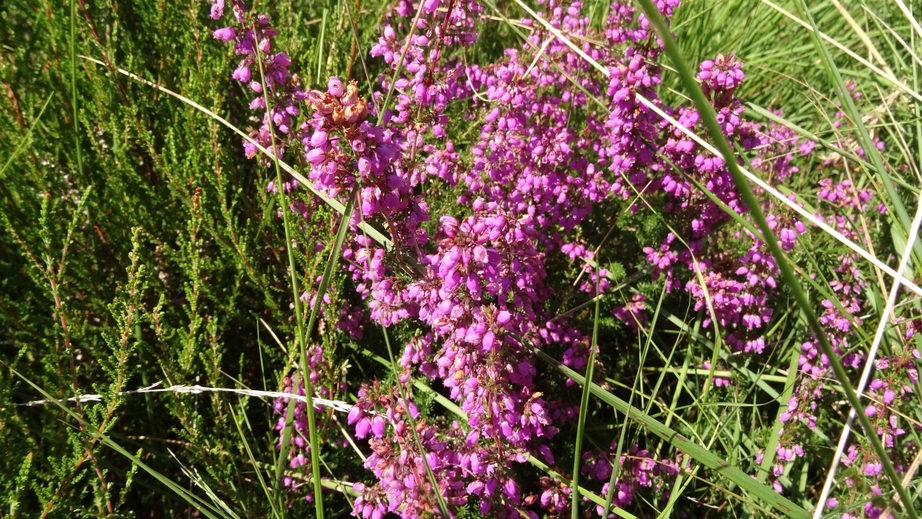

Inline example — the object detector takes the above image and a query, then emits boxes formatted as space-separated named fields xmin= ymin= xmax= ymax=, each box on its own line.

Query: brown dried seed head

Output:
xmin=342 ymin=81 xmax=359 ymax=106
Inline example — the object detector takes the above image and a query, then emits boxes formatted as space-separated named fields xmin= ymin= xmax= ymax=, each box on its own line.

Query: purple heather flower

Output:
xmin=210 ymin=0 xmax=224 ymax=20
xmin=208 ymin=0 xmax=902 ymax=515
xmin=232 ymin=63 xmax=251 ymax=82
xmin=213 ymin=27 xmax=236 ymax=41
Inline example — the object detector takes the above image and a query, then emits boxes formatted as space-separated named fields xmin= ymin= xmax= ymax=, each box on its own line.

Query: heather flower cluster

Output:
xmin=764 ymin=164 xmax=921 ymax=515
xmin=208 ymin=0 xmax=920 ymax=516
xmin=581 ymin=443 xmax=681 ymax=512
xmin=273 ymin=343 xmax=347 ymax=498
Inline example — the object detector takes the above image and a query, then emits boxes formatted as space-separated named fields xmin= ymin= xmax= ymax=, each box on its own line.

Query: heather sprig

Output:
xmin=206 ymin=0 xmax=897 ymax=515
xmin=8 ymin=0 xmax=922 ymax=517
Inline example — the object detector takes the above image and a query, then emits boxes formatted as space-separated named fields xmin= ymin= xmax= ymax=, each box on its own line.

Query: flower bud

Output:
xmin=309 ymin=130 xmax=328 ymax=149
xmin=371 ymin=415 xmax=386 ymax=436
xmin=328 ymin=77 xmax=344 ymax=97
xmin=306 ymin=148 xmax=326 ymax=165
xmin=232 ymin=64 xmax=251 ymax=83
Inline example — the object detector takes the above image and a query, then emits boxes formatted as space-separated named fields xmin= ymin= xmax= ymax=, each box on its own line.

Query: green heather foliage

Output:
xmin=0 ymin=0 xmax=921 ymax=518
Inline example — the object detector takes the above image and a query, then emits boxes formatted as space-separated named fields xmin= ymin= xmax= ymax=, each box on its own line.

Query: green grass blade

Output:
xmin=603 ymin=285 xmax=668 ymax=517
xmin=635 ymin=0 xmax=918 ymax=515
xmin=0 ymin=96 xmax=53 ymax=178
xmin=300 ymin=188 xmax=356 ymax=512
xmin=6 ymin=364 xmax=228 ymax=519
xmin=757 ymin=346 xmax=800 ymax=485
xmin=792 ymin=0 xmax=922 ymax=272
xmin=758 ymin=0 xmax=922 ymax=105
xmin=637 ymin=93 xmax=922 ymax=297
xmin=316 ymin=8 xmax=328 ymax=83
xmin=79 ymin=56 xmax=394 ymax=252
xmin=531 ymin=346 xmax=809 ymax=518
xmin=228 ymin=403 xmax=281 ymax=519
xmin=570 ymin=276 xmax=601 ymax=517
xmin=69 ymin=0 xmax=83 ymax=182
xmin=252 ymin=40 xmax=326 ymax=517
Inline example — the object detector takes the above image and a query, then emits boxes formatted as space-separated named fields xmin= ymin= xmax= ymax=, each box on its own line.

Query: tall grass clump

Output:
xmin=1 ymin=0 xmax=922 ymax=517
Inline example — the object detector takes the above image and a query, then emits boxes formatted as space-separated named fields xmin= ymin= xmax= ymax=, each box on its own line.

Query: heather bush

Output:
xmin=2 ymin=0 xmax=922 ymax=518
